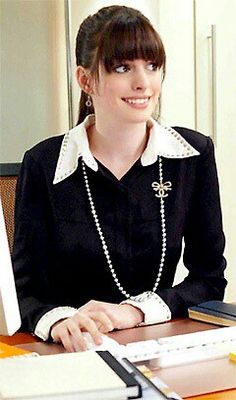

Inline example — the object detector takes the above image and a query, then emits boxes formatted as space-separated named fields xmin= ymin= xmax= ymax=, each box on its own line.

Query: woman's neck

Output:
xmin=87 ymin=120 xmax=149 ymax=179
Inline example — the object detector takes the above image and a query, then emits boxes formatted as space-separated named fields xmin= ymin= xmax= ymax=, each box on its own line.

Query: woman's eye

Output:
xmin=114 ymin=64 xmax=129 ymax=73
xmin=147 ymin=63 xmax=158 ymax=71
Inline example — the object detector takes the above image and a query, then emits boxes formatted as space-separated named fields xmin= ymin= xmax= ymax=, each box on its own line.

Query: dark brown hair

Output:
xmin=76 ymin=5 xmax=166 ymax=124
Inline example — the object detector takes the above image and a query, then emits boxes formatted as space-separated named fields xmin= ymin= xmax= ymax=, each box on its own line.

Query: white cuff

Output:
xmin=34 ymin=307 xmax=78 ymax=341
xmin=121 ymin=291 xmax=171 ymax=326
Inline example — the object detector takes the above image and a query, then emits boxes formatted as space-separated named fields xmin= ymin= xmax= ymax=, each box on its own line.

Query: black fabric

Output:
xmin=12 ymin=127 xmax=227 ymax=333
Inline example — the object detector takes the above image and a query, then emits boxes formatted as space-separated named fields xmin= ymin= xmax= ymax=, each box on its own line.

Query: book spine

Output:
xmin=97 ymin=351 xmax=142 ymax=398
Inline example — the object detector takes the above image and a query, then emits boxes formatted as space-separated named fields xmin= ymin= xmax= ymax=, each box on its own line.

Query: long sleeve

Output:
xmin=156 ymin=137 xmax=227 ymax=316
xmin=13 ymin=150 xmax=59 ymax=332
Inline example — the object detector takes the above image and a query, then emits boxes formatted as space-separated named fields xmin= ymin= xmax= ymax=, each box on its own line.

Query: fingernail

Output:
xmin=81 ymin=344 xmax=87 ymax=351
xmin=97 ymin=336 xmax=103 ymax=345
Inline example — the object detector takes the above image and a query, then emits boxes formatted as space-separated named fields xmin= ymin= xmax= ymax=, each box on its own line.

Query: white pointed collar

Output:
xmin=53 ymin=114 xmax=199 ymax=184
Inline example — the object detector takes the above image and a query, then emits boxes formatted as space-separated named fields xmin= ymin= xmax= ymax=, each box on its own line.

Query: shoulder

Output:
xmin=25 ymin=135 xmax=64 ymax=158
xmin=20 ymin=134 xmax=65 ymax=182
xmin=25 ymin=134 xmax=64 ymax=163
xmin=173 ymin=126 xmax=213 ymax=155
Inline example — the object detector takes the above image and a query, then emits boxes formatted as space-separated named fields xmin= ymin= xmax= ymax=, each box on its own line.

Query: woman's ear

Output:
xmin=76 ymin=66 xmax=93 ymax=94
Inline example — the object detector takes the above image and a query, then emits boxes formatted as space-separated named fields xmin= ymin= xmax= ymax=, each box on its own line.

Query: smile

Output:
xmin=122 ymin=97 xmax=150 ymax=105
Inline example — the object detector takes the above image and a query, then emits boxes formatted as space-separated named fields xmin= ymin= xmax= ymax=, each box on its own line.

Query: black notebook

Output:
xmin=188 ymin=300 xmax=236 ymax=326
xmin=0 ymin=350 xmax=142 ymax=399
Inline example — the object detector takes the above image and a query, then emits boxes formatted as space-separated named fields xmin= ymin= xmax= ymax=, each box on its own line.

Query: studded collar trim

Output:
xmin=53 ymin=114 xmax=200 ymax=184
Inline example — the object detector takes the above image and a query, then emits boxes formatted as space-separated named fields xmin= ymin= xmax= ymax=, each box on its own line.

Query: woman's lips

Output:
xmin=122 ymin=97 xmax=151 ymax=107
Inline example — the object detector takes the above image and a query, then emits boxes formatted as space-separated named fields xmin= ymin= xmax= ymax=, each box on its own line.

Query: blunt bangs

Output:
xmin=96 ymin=16 xmax=166 ymax=73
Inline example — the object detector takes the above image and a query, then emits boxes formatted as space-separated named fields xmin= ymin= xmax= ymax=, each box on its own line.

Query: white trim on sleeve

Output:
xmin=34 ymin=306 xmax=78 ymax=341
xmin=121 ymin=292 xmax=171 ymax=326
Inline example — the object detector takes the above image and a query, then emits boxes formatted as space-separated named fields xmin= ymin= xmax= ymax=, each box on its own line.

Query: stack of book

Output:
xmin=188 ymin=300 xmax=236 ymax=326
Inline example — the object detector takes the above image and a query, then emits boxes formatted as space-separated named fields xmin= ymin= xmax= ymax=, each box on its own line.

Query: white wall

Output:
xmin=164 ymin=0 xmax=236 ymax=302
xmin=195 ymin=0 xmax=236 ymax=302
xmin=0 ymin=0 xmax=68 ymax=163
xmin=158 ymin=0 xmax=195 ymax=129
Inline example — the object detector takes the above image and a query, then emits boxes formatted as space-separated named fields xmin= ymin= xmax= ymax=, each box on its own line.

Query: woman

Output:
xmin=13 ymin=5 xmax=227 ymax=352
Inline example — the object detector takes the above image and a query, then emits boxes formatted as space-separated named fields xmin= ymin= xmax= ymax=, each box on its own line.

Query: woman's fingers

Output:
xmin=51 ymin=321 xmax=77 ymax=352
xmin=66 ymin=318 xmax=89 ymax=351
xmin=73 ymin=312 xmax=103 ymax=346
xmin=79 ymin=300 xmax=118 ymax=326
xmin=51 ymin=301 xmax=142 ymax=352
xmin=79 ymin=300 xmax=143 ymax=329
xmin=87 ymin=311 xmax=114 ymax=333
xmin=50 ymin=310 xmax=114 ymax=351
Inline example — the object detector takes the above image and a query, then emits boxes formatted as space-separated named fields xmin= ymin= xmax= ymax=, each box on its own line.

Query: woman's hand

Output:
xmin=50 ymin=300 xmax=143 ymax=352
xmin=50 ymin=309 xmax=114 ymax=352
xmin=79 ymin=300 xmax=144 ymax=330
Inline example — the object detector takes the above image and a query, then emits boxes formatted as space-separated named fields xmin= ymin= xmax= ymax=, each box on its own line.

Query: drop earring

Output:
xmin=85 ymin=95 xmax=92 ymax=108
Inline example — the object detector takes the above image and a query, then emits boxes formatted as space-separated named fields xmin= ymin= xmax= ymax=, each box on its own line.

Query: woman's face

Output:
xmin=91 ymin=59 xmax=162 ymax=125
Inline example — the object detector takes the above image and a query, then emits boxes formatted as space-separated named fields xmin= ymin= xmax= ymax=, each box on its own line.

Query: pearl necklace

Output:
xmin=82 ymin=156 xmax=171 ymax=299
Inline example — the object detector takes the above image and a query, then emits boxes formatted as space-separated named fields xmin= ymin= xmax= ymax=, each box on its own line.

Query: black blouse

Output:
xmin=13 ymin=125 xmax=227 ymax=332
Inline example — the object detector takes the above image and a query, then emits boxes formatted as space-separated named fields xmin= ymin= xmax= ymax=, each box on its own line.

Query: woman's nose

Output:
xmin=131 ymin=69 xmax=149 ymax=91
